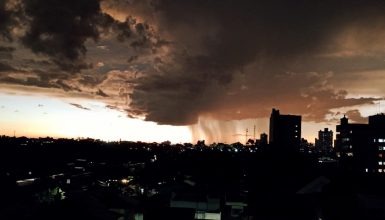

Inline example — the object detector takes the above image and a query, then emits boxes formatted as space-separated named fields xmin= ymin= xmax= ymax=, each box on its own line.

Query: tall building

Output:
xmin=335 ymin=114 xmax=385 ymax=173
xmin=315 ymin=128 xmax=333 ymax=153
xmin=269 ymin=108 xmax=301 ymax=151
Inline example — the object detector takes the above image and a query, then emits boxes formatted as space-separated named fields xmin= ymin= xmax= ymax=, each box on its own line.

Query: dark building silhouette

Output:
xmin=335 ymin=114 xmax=385 ymax=173
xmin=315 ymin=128 xmax=333 ymax=153
xmin=255 ymin=133 xmax=268 ymax=148
xmin=260 ymin=133 xmax=268 ymax=146
xmin=300 ymin=138 xmax=314 ymax=153
xmin=269 ymin=108 xmax=301 ymax=151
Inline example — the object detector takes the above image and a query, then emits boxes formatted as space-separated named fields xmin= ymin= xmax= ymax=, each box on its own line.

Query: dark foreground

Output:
xmin=0 ymin=136 xmax=384 ymax=220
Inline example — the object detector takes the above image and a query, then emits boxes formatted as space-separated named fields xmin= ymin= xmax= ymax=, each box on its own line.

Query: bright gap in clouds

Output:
xmin=0 ymin=92 xmax=192 ymax=143
xmin=0 ymin=92 xmax=378 ymax=145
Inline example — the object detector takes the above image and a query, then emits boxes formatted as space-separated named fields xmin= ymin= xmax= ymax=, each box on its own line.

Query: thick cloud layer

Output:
xmin=128 ymin=0 xmax=384 ymax=124
xmin=1 ymin=0 xmax=385 ymax=129
xmin=0 ymin=0 xmax=160 ymax=92
xmin=21 ymin=0 xmax=102 ymax=72
xmin=0 ymin=0 xmax=17 ymax=41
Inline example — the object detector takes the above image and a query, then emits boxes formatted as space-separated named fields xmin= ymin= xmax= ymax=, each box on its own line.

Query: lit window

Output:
xmin=380 ymin=154 xmax=383 ymax=158
xmin=379 ymin=161 xmax=383 ymax=165
xmin=365 ymin=168 xmax=369 ymax=173
xmin=383 ymin=147 xmax=385 ymax=150
xmin=347 ymin=152 xmax=354 ymax=157
xmin=379 ymin=169 xmax=383 ymax=173
xmin=379 ymin=139 xmax=385 ymax=143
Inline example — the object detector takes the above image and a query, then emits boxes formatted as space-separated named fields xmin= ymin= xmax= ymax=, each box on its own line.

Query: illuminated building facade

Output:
xmin=315 ymin=128 xmax=333 ymax=153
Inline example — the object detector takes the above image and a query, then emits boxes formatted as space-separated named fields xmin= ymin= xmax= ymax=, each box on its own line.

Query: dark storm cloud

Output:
xmin=0 ymin=46 xmax=14 ymax=52
xmin=0 ymin=70 xmax=72 ymax=90
xmin=20 ymin=0 xmax=103 ymax=72
xmin=1 ymin=0 xmax=385 ymax=127
xmin=0 ymin=0 xmax=157 ymax=73
xmin=127 ymin=0 xmax=385 ymax=125
xmin=0 ymin=0 xmax=166 ymax=106
xmin=5 ymin=77 xmax=53 ymax=88
xmin=0 ymin=0 xmax=17 ymax=41
xmin=0 ymin=62 xmax=15 ymax=71
xmin=0 ymin=46 xmax=14 ymax=60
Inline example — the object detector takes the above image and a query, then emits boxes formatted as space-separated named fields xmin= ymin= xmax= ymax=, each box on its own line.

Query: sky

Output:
xmin=1 ymin=0 xmax=385 ymax=144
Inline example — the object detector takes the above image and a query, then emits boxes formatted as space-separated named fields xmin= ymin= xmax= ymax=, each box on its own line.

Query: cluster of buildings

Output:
xmin=265 ymin=108 xmax=385 ymax=174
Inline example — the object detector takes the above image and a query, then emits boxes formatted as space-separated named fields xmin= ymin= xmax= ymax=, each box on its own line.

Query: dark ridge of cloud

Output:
xmin=96 ymin=88 xmax=109 ymax=97
xmin=0 ymin=76 xmax=52 ymax=89
xmin=78 ymin=74 xmax=107 ymax=87
xmin=0 ymin=73 xmax=72 ymax=90
xmin=0 ymin=75 xmax=83 ymax=91
xmin=56 ymin=80 xmax=82 ymax=92
xmin=69 ymin=103 xmax=90 ymax=111
xmin=0 ymin=76 xmax=23 ymax=84
xmin=0 ymin=53 xmax=13 ymax=60
xmin=0 ymin=62 xmax=15 ymax=71
xmin=0 ymin=0 xmax=15 ymax=41
xmin=127 ymin=55 xmax=138 ymax=63
xmin=22 ymin=59 xmax=51 ymax=66
xmin=0 ymin=46 xmax=15 ymax=52
xmin=0 ymin=64 xmax=76 ymax=89
xmin=0 ymin=46 xmax=15 ymax=60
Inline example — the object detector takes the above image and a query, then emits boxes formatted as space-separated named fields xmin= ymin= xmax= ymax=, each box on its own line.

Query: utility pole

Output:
xmin=253 ymin=125 xmax=256 ymax=140
xmin=245 ymin=128 xmax=248 ymax=144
